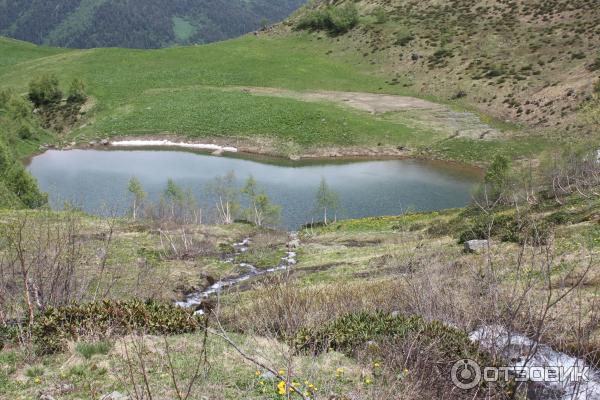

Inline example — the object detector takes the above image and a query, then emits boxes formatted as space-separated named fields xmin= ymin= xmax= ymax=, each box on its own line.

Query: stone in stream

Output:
xmin=464 ymin=239 xmax=488 ymax=254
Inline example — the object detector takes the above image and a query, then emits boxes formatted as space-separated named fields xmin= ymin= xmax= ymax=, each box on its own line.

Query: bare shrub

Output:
xmin=0 ymin=211 xmax=89 ymax=329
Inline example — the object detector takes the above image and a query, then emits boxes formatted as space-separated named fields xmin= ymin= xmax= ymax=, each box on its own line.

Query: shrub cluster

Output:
xmin=32 ymin=300 xmax=204 ymax=354
xmin=295 ymin=3 xmax=359 ymax=35
xmin=28 ymin=74 xmax=87 ymax=108
xmin=293 ymin=311 xmax=481 ymax=361
xmin=0 ymin=91 xmax=48 ymax=208
xmin=457 ymin=213 xmax=552 ymax=246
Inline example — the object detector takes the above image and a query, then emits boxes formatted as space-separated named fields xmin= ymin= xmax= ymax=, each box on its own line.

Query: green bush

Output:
xmin=294 ymin=311 xmax=481 ymax=361
xmin=457 ymin=214 xmax=513 ymax=243
xmin=394 ymin=32 xmax=415 ymax=46
xmin=296 ymin=4 xmax=358 ymax=35
xmin=33 ymin=300 xmax=204 ymax=354
xmin=458 ymin=212 xmax=551 ymax=245
xmin=67 ymin=78 xmax=87 ymax=104
xmin=428 ymin=48 xmax=453 ymax=67
xmin=76 ymin=340 xmax=112 ymax=359
xmin=371 ymin=6 xmax=387 ymax=24
xmin=1 ymin=161 xmax=48 ymax=208
xmin=28 ymin=74 xmax=63 ymax=107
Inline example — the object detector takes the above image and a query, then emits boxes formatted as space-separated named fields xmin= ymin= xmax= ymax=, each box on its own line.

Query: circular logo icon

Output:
xmin=451 ymin=359 xmax=482 ymax=390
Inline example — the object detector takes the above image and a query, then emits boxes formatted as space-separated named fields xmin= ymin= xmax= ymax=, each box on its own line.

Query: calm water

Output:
xmin=27 ymin=149 xmax=480 ymax=229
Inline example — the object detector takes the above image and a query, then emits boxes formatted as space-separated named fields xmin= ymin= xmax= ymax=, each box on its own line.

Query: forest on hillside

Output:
xmin=0 ymin=0 xmax=306 ymax=48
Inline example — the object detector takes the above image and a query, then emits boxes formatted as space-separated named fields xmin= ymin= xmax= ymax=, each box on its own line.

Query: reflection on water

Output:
xmin=28 ymin=149 xmax=480 ymax=229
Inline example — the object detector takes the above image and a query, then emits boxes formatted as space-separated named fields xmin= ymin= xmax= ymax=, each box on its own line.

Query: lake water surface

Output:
xmin=28 ymin=149 xmax=481 ymax=229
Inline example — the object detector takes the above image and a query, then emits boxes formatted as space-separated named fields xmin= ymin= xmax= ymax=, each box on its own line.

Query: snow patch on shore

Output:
xmin=110 ymin=139 xmax=238 ymax=153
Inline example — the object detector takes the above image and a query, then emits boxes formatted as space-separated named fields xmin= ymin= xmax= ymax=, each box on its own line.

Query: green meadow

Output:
xmin=0 ymin=33 xmax=547 ymax=162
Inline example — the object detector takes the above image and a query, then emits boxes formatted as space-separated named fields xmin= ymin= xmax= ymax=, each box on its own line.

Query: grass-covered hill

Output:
xmin=0 ymin=34 xmax=550 ymax=165
xmin=288 ymin=0 xmax=600 ymax=134
xmin=0 ymin=0 xmax=306 ymax=48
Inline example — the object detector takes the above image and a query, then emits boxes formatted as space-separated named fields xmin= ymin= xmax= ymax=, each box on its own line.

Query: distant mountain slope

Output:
xmin=287 ymin=0 xmax=600 ymax=134
xmin=0 ymin=0 xmax=306 ymax=49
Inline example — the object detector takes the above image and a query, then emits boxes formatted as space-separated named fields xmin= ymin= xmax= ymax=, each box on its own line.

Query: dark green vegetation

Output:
xmin=31 ymin=300 xmax=203 ymax=354
xmin=0 ymin=90 xmax=47 ymax=208
xmin=295 ymin=3 xmax=359 ymax=35
xmin=294 ymin=311 xmax=483 ymax=361
xmin=0 ymin=0 xmax=306 ymax=48
xmin=0 ymin=71 xmax=88 ymax=208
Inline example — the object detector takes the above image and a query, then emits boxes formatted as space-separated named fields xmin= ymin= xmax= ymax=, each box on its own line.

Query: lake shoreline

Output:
xmin=31 ymin=134 xmax=484 ymax=175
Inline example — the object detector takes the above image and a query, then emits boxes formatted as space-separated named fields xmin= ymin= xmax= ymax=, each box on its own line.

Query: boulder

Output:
xmin=101 ymin=392 xmax=129 ymax=400
xmin=100 ymin=139 xmax=110 ymax=146
xmin=464 ymin=240 xmax=489 ymax=254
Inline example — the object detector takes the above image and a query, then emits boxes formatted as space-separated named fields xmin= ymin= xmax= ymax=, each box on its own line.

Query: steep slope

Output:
xmin=287 ymin=0 xmax=600 ymax=134
xmin=0 ymin=0 xmax=306 ymax=49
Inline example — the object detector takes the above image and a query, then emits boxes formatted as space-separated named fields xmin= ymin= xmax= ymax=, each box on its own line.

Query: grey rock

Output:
xmin=56 ymin=383 xmax=74 ymax=393
xmin=101 ymin=392 xmax=130 ymax=400
xmin=464 ymin=239 xmax=489 ymax=254
xmin=100 ymin=139 xmax=110 ymax=146
xmin=260 ymin=371 xmax=276 ymax=380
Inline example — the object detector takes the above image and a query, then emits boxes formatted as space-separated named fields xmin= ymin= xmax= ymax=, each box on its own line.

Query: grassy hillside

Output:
xmin=0 ymin=0 xmax=306 ymax=48
xmin=287 ymin=0 xmax=600 ymax=135
xmin=0 ymin=34 xmax=551 ymax=164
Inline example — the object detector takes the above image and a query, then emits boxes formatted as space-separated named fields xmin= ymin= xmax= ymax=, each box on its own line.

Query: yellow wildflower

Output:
xmin=255 ymin=370 xmax=261 ymax=377
xmin=373 ymin=362 xmax=381 ymax=368
xmin=278 ymin=369 xmax=286 ymax=376
xmin=365 ymin=378 xmax=373 ymax=385
xmin=34 ymin=377 xmax=41 ymax=384
xmin=277 ymin=380 xmax=287 ymax=395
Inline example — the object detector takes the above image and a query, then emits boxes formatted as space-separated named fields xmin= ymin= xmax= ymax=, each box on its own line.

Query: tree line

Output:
xmin=0 ymin=0 xmax=306 ymax=49
xmin=127 ymin=173 xmax=341 ymax=227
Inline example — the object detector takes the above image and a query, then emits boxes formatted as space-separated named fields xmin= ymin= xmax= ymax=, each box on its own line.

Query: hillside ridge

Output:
xmin=283 ymin=0 xmax=600 ymax=134
xmin=0 ymin=0 xmax=306 ymax=49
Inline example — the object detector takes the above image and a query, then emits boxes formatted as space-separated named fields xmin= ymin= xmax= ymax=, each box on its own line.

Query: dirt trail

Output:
xmin=242 ymin=87 xmax=442 ymax=113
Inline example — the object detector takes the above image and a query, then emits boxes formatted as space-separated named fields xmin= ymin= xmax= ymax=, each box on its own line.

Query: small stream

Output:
xmin=471 ymin=325 xmax=600 ymax=400
xmin=175 ymin=233 xmax=600 ymax=399
xmin=175 ymin=233 xmax=298 ymax=314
